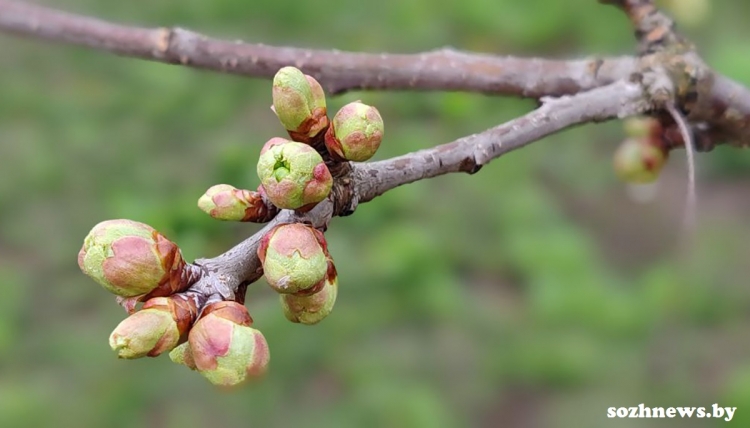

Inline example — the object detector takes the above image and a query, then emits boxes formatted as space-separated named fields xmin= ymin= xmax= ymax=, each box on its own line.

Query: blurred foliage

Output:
xmin=2 ymin=0 xmax=750 ymax=427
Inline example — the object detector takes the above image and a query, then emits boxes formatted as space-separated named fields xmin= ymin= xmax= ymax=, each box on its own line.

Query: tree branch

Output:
xmin=6 ymin=0 xmax=750 ymax=311
xmin=702 ymin=73 xmax=750 ymax=147
xmin=4 ymin=0 xmax=747 ymax=142
xmin=187 ymin=80 xmax=650 ymax=299
xmin=0 ymin=0 xmax=635 ymax=97
xmin=353 ymin=80 xmax=649 ymax=203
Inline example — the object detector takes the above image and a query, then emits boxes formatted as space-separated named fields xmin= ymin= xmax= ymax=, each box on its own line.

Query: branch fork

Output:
xmin=7 ymin=0 xmax=750 ymax=379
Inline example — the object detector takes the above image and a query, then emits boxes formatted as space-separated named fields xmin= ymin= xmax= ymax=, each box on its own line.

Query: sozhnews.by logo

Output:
xmin=607 ymin=404 xmax=736 ymax=422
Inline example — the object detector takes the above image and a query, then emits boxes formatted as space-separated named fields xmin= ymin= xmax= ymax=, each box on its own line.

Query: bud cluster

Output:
xmin=78 ymin=218 xmax=271 ymax=387
xmin=194 ymin=66 xmax=385 ymax=218
xmin=77 ymin=66 xmax=378 ymax=387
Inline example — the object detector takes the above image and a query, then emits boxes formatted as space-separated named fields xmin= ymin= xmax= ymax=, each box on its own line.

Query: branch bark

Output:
xmin=188 ymin=80 xmax=650 ymax=299
xmin=0 ymin=0 xmax=635 ymax=97
xmin=4 ymin=0 xmax=750 ymax=307
xmin=2 ymin=0 xmax=747 ymax=143
xmin=354 ymin=80 xmax=649 ymax=203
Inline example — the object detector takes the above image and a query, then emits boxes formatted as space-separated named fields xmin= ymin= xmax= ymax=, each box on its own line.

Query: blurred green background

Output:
xmin=2 ymin=0 xmax=750 ymax=427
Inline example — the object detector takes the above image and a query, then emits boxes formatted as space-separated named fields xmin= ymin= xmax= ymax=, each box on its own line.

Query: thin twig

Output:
xmin=354 ymin=80 xmax=649 ymax=203
xmin=666 ymin=102 xmax=697 ymax=230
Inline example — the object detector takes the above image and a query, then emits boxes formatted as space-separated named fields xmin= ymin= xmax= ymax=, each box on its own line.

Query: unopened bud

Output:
xmin=325 ymin=101 xmax=384 ymax=162
xmin=258 ymin=223 xmax=328 ymax=294
xmin=272 ymin=66 xmax=328 ymax=141
xmin=78 ymin=219 xmax=186 ymax=297
xmin=256 ymin=140 xmax=332 ymax=210
xmin=109 ymin=309 xmax=177 ymax=359
xmin=281 ymin=260 xmax=338 ymax=324
xmin=108 ymin=295 xmax=198 ymax=359
xmin=613 ymin=138 xmax=668 ymax=184
xmin=188 ymin=301 xmax=270 ymax=387
xmin=169 ymin=342 xmax=197 ymax=370
xmin=198 ymin=184 xmax=277 ymax=222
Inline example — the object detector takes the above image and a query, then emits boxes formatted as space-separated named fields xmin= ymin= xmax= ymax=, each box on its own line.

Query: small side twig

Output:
xmin=666 ymin=102 xmax=697 ymax=230
xmin=353 ymin=80 xmax=650 ymax=203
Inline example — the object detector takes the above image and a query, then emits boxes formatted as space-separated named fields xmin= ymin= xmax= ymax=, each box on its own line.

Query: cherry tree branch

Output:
xmin=0 ymin=0 xmax=634 ymax=97
xmin=188 ymin=80 xmax=650 ymax=299
xmin=353 ymin=80 xmax=649 ymax=203
xmin=702 ymin=73 xmax=750 ymax=147
xmin=5 ymin=0 xmax=750 ymax=305
xmin=2 ymin=0 xmax=747 ymax=143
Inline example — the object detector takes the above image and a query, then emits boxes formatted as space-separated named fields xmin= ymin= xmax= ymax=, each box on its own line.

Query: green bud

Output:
xmin=169 ymin=342 xmax=197 ymax=370
xmin=198 ymin=184 xmax=273 ymax=222
xmin=109 ymin=308 xmax=180 ymax=358
xmin=324 ymin=101 xmax=384 ymax=162
xmin=281 ymin=260 xmax=338 ymax=325
xmin=272 ymin=66 xmax=328 ymax=140
xmin=198 ymin=184 xmax=247 ymax=221
xmin=256 ymin=140 xmax=332 ymax=210
xmin=78 ymin=219 xmax=185 ymax=297
xmin=613 ymin=138 xmax=668 ymax=184
xmin=258 ymin=223 xmax=329 ymax=294
xmin=108 ymin=296 xmax=198 ymax=358
xmin=188 ymin=301 xmax=270 ymax=387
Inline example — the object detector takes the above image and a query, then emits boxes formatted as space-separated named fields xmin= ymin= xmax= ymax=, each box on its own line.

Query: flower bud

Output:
xmin=258 ymin=223 xmax=328 ymax=294
xmin=108 ymin=296 xmax=198 ymax=359
xmin=324 ymin=101 xmax=384 ymax=162
xmin=198 ymin=184 xmax=248 ymax=221
xmin=169 ymin=342 xmax=197 ymax=370
xmin=613 ymin=138 xmax=668 ymax=184
xmin=281 ymin=260 xmax=338 ymax=325
xmin=188 ymin=301 xmax=270 ymax=387
xmin=197 ymin=184 xmax=278 ymax=222
xmin=256 ymin=140 xmax=332 ymax=210
xmin=78 ymin=219 xmax=186 ymax=297
xmin=622 ymin=117 xmax=658 ymax=139
xmin=109 ymin=309 xmax=177 ymax=358
xmin=272 ymin=66 xmax=328 ymax=141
